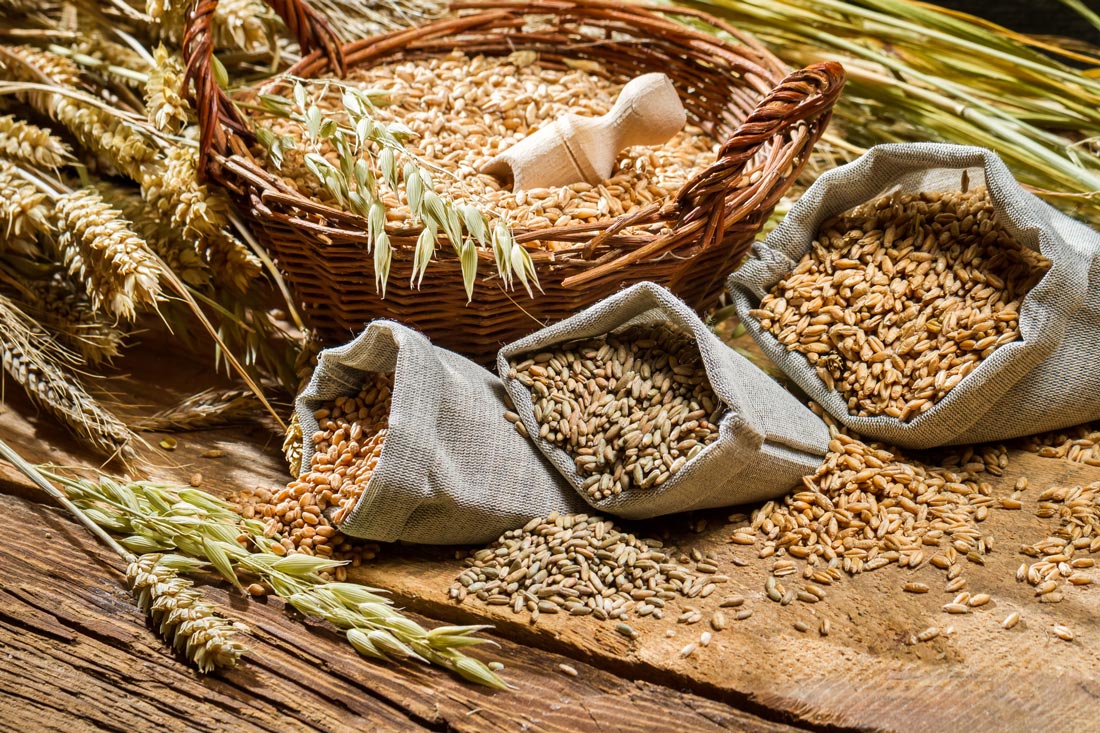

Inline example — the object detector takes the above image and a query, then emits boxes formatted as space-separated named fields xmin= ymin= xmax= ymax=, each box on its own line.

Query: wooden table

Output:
xmin=2 ymin=347 xmax=1099 ymax=733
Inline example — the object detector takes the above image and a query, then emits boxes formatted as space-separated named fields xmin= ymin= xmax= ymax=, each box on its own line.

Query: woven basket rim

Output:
xmin=186 ymin=0 xmax=845 ymax=272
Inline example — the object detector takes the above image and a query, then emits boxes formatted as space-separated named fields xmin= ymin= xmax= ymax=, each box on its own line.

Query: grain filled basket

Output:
xmin=497 ymin=282 xmax=831 ymax=519
xmin=295 ymin=320 xmax=586 ymax=544
xmin=183 ymin=0 xmax=845 ymax=363
xmin=729 ymin=143 xmax=1100 ymax=450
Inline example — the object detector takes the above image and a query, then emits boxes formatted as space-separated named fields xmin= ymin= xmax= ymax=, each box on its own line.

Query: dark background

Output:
xmin=935 ymin=0 xmax=1100 ymax=45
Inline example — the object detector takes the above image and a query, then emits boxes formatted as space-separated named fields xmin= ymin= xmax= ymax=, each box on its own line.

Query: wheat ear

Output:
xmin=133 ymin=386 xmax=259 ymax=432
xmin=98 ymin=181 xmax=211 ymax=288
xmin=27 ymin=271 xmax=126 ymax=365
xmin=0 ymin=161 xmax=51 ymax=250
xmin=56 ymin=187 xmax=163 ymax=320
xmin=0 ymin=114 xmax=73 ymax=168
xmin=0 ymin=294 xmax=134 ymax=458
xmin=213 ymin=0 xmax=278 ymax=53
xmin=144 ymin=45 xmax=189 ymax=134
xmin=141 ymin=147 xmax=261 ymax=291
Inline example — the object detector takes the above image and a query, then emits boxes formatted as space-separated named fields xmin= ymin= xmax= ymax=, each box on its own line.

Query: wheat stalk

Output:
xmin=140 ymin=147 xmax=261 ymax=292
xmin=0 ymin=293 xmax=134 ymax=458
xmin=0 ymin=114 xmax=72 ymax=168
xmin=212 ymin=0 xmax=278 ymax=54
xmin=56 ymin=187 xmax=163 ymax=320
xmin=282 ymin=411 xmax=302 ymax=477
xmin=0 ymin=440 xmax=246 ymax=673
xmin=145 ymin=0 xmax=192 ymax=45
xmin=133 ymin=386 xmax=259 ymax=432
xmin=127 ymin=554 xmax=248 ymax=672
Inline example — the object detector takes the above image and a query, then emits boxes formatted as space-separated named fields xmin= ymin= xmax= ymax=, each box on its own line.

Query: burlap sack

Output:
xmin=296 ymin=321 xmax=585 ymax=544
xmin=497 ymin=282 xmax=830 ymax=519
xmin=730 ymin=143 xmax=1100 ymax=449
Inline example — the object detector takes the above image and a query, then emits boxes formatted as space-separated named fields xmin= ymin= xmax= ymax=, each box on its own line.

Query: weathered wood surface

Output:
xmin=0 ymin=371 xmax=799 ymax=733
xmin=2 ymin=350 xmax=1100 ymax=732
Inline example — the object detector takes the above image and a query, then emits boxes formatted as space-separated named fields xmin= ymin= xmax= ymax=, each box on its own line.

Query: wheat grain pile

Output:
xmin=753 ymin=187 xmax=1050 ymax=421
xmin=267 ymin=52 xmax=719 ymax=248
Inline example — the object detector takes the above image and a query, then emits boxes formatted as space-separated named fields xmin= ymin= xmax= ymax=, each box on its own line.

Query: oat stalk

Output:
xmin=254 ymin=80 xmax=538 ymax=300
xmin=0 ymin=439 xmax=247 ymax=673
xmin=44 ymin=470 xmax=508 ymax=688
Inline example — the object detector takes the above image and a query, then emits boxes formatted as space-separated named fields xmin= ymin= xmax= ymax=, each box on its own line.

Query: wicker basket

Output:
xmin=184 ymin=0 xmax=845 ymax=362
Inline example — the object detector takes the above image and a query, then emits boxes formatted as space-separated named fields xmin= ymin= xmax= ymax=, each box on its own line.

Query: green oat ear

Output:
xmin=250 ymin=76 xmax=506 ymax=296
xmin=25 ymin=464 xmax=509 ymax=687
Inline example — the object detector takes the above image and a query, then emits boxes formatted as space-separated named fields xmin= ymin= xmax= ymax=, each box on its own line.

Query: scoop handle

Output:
xmin=602 ymin=73 xmax=688 ymax=149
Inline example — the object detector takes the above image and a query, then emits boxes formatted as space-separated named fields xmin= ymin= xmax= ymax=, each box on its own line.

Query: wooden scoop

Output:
xmin=482 ymin=73 xmax=687 ymax=191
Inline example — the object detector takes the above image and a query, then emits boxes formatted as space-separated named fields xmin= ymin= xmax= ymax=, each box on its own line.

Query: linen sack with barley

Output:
xmin=729 ymin=143 xmax=1100 ymax=449
xmin=497 ymin=282 xmax=831 ymax=519
xmin=296 ymin=321 xmax=584 ymax=544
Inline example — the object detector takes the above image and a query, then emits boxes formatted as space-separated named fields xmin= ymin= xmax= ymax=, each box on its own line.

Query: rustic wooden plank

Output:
xmin=3 ymin=342 xmax=1100 ymax=732
xmin=347 ymin=449 xmax=1100 ymax=733
xmin=0 ymin=487 xmax=798 ymax=733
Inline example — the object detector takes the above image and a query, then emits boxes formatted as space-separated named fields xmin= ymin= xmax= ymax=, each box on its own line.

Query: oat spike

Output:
xmin=0 ymin=440 xmax=247 ymax=674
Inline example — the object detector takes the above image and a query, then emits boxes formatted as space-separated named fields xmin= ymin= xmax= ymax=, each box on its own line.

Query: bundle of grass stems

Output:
xmin=678 ymin=0 xmax=1100 ymax=225
xmin=0 ymin=0 xmax=1097 ymax=460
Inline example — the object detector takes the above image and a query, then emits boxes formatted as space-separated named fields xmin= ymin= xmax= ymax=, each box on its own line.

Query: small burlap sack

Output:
xmin=296 ymin=321 xmax=585 ymax=544
xmin=497 ymin=282 xmax=830 ymax=519
xmin=730 ymin=143 xmax=1100 ymax=449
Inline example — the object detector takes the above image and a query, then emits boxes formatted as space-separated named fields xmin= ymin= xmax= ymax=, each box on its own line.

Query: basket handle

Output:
xmin=183 ymin=0 xmax=346 ymax=177
xmin=570 ymin=61 xmax=845 ymax=281
xmin=675 ymin=60 xmax=845 ymax=239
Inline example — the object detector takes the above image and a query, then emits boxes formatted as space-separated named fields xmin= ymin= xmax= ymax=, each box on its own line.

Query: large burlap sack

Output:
xmin=296 ymin=321 xmax=585 ymax=544
xmin=497 ymin=282 xmax=830 ymax=519
xmin=730 ymin=143 xmax=1100 ymax=449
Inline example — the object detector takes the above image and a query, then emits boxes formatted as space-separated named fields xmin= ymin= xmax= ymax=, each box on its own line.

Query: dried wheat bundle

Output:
xmin=689 ymin=0 xmax=1100 ymax=224
xmin=1 ymin=46 xmax=157 ymax=178
xmin=0 ymin=294 xmax=134 ymax=457
xmin=0 ymin=114 xmax=72 ymax=168
xmin=56 ymin=187 xmax=163 ymax=319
